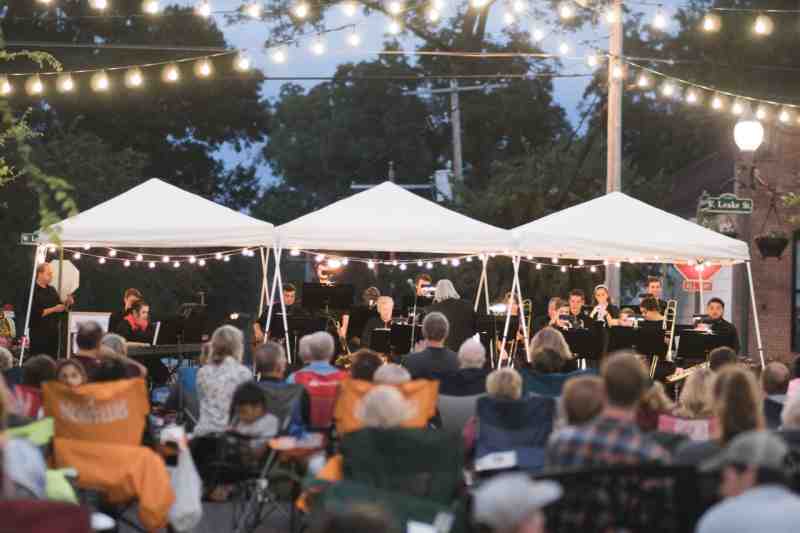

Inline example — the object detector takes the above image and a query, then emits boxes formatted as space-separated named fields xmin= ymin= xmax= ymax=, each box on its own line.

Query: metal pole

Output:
xmin=274 ymin=247 xmax=292 ymax=363
xmin=605 ymin=0 xmax=623 ymax=302
xmin=474 ymin=257 xmax=487 ymax=313
xmin=745 ymin=261 xmax=765 ymax=369
xmin=450 ymin=79 xmax=463 ymax=183
xmin=512 ymin=257 xmax=531 ymax=363
xmin=57 ymin=246 xmax=64 ymax=359
xmin=258 ymin=246 xmax=270 ymax=320
xmin=499 ymin=261 xmax=519 ymax=367
xmin=19 ymin=246 xmax=42 ymax=366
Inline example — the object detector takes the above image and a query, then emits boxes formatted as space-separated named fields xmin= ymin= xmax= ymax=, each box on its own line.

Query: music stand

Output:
xmin=676 ymin=330 xmax=716 ymax=362
xmin=636 ymin=322 xmax=668 ymax=358
xmin=562 ymin=328 xmax=601 ymax=360
xmin=608 ymin=327 xmax=637 ymax=352
xmin=302 ymin=283 xmax=355 ymax=312
xmin=369 ymin=328 xmax=391 ymax=354
xmin=390 ymin=323 xmax=420 ymax=356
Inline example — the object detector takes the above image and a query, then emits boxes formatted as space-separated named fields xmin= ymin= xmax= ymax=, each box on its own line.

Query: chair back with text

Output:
xmin=475 ymin=394 xmax=556 ymax=473
xmin=333 ymin=379 xmax=439 ymax=434
xmin=657 ymin=415 xmax=717 ymax=442
xmin=293 ymin=369 xmax=348 ymax=429
xmin=42 ymin=378 xmax=149 ymax=446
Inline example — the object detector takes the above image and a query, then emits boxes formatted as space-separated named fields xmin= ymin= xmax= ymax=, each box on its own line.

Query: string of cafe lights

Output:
xmin=42 ymin=244 xmax=259 ymax=268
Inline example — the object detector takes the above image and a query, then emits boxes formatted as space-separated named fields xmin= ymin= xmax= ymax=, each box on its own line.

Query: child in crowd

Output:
xmin=56 ymin=359 xmax=87 ymax=388
xmin=228 ymin=381 xmax=279 ymax=458
xmin=14 ymin=355 xmax=56 ymax=419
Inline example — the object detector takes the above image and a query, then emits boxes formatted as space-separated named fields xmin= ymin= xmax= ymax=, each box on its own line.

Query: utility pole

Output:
xmin=403 ymin=81 xmax=506 ymax=185
xmin=605 ymin=0 xmax=623 ymax=301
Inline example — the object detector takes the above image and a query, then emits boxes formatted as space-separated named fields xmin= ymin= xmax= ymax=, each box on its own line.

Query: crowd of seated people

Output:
xmin=8 ymin=310 xmax=800 ymax=533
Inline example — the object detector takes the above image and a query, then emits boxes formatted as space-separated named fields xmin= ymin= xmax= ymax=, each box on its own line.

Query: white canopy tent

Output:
xmin=270 ymin=181 xmax=516 ymax=360
xmin=21 ymin=178 xmax=277 ymax=362
xmin=511 ymin=192 xmax=763 ymax=367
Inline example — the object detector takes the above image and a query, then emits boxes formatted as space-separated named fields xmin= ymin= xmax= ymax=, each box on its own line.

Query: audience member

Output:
xmin=55 ymin=359 xmax=87 ymax=388
xmin=311 ymin=504 xmax=398 ymax=533
xmin=373 ymin=364 xmax=411 ymax=385
xmin=93 ymin=356 xmax=130 ymax=383
xmin=1 ymin=374 xmax=47 ymax=499
xmin=545 ymin=351 xmax=669 ymax=469
xmin=675 ymin=366 xmax=765 ymax=465
xmin=708 ymin=346 xmax=737 ymax=372
xmin=194 ymin=325 xmax=252 ymax=436
xmin=673 ymin=367 xmax=715 ymax=419
xmin=349 ymin=350 xmax=384 ymax=381
xmin=0 ymin=347 xmax=12 ymax=372
xmin=438 ymin=338 xmax=489 ymax=396
xmin=780 ymin=394 xmax=800 ymax=450
xmin=72 ymin=321 xmax=105 ymax=379
xmin=636 ymin=381 xmax=675 ymax=432
xmin=696 ymin=431 xmax=800 ymax=533
xmin=560 ymin=375 xmax=604 ymax=426
xmin=288 ymin=332 xmax=343 ymax=383
xmin=473 ymin=474 xmax=562 ymax=533
xmin=229 ymin=381 xmax=279 ymax=454
xmin=462 ymin=368 xmax=523 ymax=454
xmin=101 ymin=333 xmax=128 ymax=357
xmin=529 ymin=327 xmax=572 ymax=362
xmin=531 ymin=348 xmax=564 ymax=375
xmin=13 ymin=355 xmax=56 ymax=418
xmin=288 ymin=332 xmax=347 ymax=429
xmin=356 ymin=386 xmax=416 ymax=428
xmin=402 ymin=313 xmax=459 ymax=379
xmin=762 ymin=362 xmax=791 ymax=429
xmin=254 ymin=341 xmax=309 ymax=428
xmin=788 ymin=355 xmax=800 ymax=398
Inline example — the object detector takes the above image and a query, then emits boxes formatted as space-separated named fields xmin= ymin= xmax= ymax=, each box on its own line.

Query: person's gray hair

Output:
xmin=356 ymin=386 xmax=415 ymax=428
xmin=433 ymin=279 xmax=460 ymax=303
xmin=458 ymin=338 xmax=486 ymax=369
xmin=373 ymin=364 xmax=411 ymax=385
xmin=473 ymin=473 xmax=562 ymax=532
xmin=422 ymin=312 xmax=449 ymax=342
xmin=782 ymin=394 xmax=800 ymax=430
xmin=0 ymin=347 xmax=13 ymax=371
xmin=301 ymin=331 xmax=335 ymax=361
xmin=210 ymin=325 xmax=244 ymax=364
xmin=101 ymin=333 xmax=128 ymax=357
xmin=529 ymin=327 xmax=572 ymax=363
xmin=254 ymin=341 xmax=286 ymax=375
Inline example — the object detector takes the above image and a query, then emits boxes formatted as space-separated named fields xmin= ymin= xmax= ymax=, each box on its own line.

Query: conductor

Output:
xmin=427 ymin=279 xmax=476 ymax=352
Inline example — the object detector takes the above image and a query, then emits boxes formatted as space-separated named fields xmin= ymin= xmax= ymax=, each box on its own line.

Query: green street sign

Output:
xmin=19 ymin=232 xmax=39 ymax=245
xmin=699 ymin=193 xmax=753 ymax=214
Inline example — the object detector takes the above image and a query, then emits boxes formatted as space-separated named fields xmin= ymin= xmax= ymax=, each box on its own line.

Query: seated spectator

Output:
xmin=438 ymin=339 xmax=489 ymax=396
xmin=288 ymin=332 xmax=347 ymax=429
xmin=780 ymin=394 xmax=800 ymax=449
xmin=349 ymin=349 xmax=384 ymax=381
xmin=709 ymin=346 xmax=737 ymax=372
xmin=529 ymin=327 xmax=577 ymax=372
xmin=312 ymin=504 xmax=397 ymax=533
xmin=788 ymin=355 xmax=800 ymax=398
xmin=402 ymin=312 xmax=459 ymax=380
xmin=194 ymin=325 xmax=252 ymax=436
xmin=560 ymin=375 xmax=604 ymax=426
xmin=356 ymin=386 xmax=415 ymax=428
xmin=462 ymin=368 xmax=523 ymax=455
xmin=0 ymin=347 xmax=12 ymax=372
xmin=373 ymin=363 xmax=411 ymax=385
xmin=55 ymin=359 xmax=87 ymax=388
xmin=100 ymin=333 xmax=128 ymax=357
xmin=228 ymin=381 xmax=279 ymax=455
xmin=0 ymin=346 xmax=20 ymax=388
xmin=1 ymin=375 xmax=47 ymax=500
xmin=696 ymin=431 xmax=800 ymax=533
xmin=254 ymin=341 xmax=309 ymax=429
xmin=13 ymin=354 xmax=56 ymax=418
xmin=673 ymin=367 xmax=715 ymax=419
xmin=73 ymin=322 xmax=145 ymax=381
xmin=531 ymin=348 xmax=564 ymax=375
xmin=675 ymin=366 xmax=765 ymax=465
xmin=93 ymin=356 xmax=131 ymax=383
xmin=762 ymin=361 xmax=791 ymax=429
xmin=546 ymin=351 xmax=669 ymax=470
xmin=473 ymin=473 xmax=562 ymax=533
xmin=636 ymin=381 xmax=675 ymax=432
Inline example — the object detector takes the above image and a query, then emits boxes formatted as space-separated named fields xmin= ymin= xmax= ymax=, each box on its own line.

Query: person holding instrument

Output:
xmin=30 ymin=263 xmax=74 ymax=357
xmin=361 ymin=296 xmax=395 ymax=351
xmin=645 ymin=276 xmax=668 ymax=315
xmin=640 ymin=297 xmax=664 ymax=323
xmin=338 ymin=287 xmax=380 ymax=349
xmin=697 ymin=297 xmax=740 ymax=354
xmin=252 ymin=284 xmax=302 ymax=344
xmin=590 ymin=285 xmax=620 ymax=325
xmin=109 ymin=288 xmax=142 ymax=332
xmin=566 ymin=289 xmax=589 ymax=329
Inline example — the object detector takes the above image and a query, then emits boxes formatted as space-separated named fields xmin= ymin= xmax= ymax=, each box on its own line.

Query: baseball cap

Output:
xmin=472 ymin=474 xmax=562 ymax=531
xmin=701 ymin=430 xmax=788 ymax=472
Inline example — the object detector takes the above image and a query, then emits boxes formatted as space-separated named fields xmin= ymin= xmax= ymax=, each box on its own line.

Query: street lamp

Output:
xmin=734 ymin=116 xmax=765 ymax=153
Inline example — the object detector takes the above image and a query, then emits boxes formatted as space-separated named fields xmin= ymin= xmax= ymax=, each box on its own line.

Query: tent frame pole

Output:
xmin=745 ymin=260 xmax=765 ymax=369
xmin=19 ymin=245 xmax=42 ymax=366
xmin=499 ymin=256 xmax=520 ymax=367
xmin=274 ymin=246 xmax=292 ymax=364
xmin=512 ymin=256 xmax=531 ymax=364
xmin=264 ymin=247 xmax=281 ymax=350
xmin=474 ymin=256 xmax=487 ymax=312
xmin=257 ymin=246 xmax=271 ymax=322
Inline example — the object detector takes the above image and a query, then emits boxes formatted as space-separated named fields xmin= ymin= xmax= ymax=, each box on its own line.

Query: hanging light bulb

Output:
xmin=315 ymin=254 xmax=325 ymax=262
xmin=637 ymin=72 xmax=651 ymax=88
xmin=590 ymin=265 xmax=597 ymax=273
xmin=124 ymin=259 xmax=131 ymax=267
xmin=142 ymin=0 xmax=159 ymax=14
xmin=162 ymin=255 xmax=170 ymax=263
xmin=530 ymin=27 xmax=544 ymax=42
xmin=90 ymin=0 xmax=108 ymax=10
xmin=223 ymin=255 xmax=230 ymax=262
xmin=427 ymin=7 xmax=440 ymax=22
xmin=90 ymin=71 xmax=110 ymax=92
xmin=342 ymin=258 xmax=349 ymax=266
xmin=234 ymin=53 xmax=251 ymax=71
xmin=136 ymin=254 xmax=143 ymax=261
xmin=83 ymin=244 xmax=91 ymax=250
xmin=0 ymin=77 xmax=12 ymax=95
xmin=108 ymin=249 xmax=117 ymax=257
xmin=215 ymin=252 xmax=223 ymax=260
xmin=367 ymin=260 xmax=375 ymax=270
xmin=551 ymin=257 xmax=559 ymax=264
xmin=702 ymin=12 xmax=721 ymax=32
xmin=755 ymin=104 xmax=770 ymax=121
xmin=162 ymin=63 xmax=180 ymax=83
xmin=271 ymin=48 xmax=287 ymax=63
xmin=388 ymin=19 xmax=402 ymax=34
xmin=711 ymin=93 xmax=725 ymax=111
xmin=558 ymin=1 xmax=573 ymax=19
xmin=578 ymin=259 xmax=585 ymax=266
xmin=173 ymin=261 xmax=180 ymax=268
xmin=535 ymin=263 xmax=542 ymax=270
xmin=124 ymin=68 xmax=144 ymax=88
xmin=340 ymin=1 xmax=357 ymax=16
xmin=465 ymin=256 xmax=473 ymax=262
xmin=731 ymin=99 xmax=746 ymax=116
xmin=56 ymin=73 xmax=74 ymax=92
xmin=347 ymin=31 xmax=361 ymax=46
xmin=685 ymin=88 xmax=700 ymax=104
xmin=189 ymin=255 xmax=197 ymax=264
xmin=753 ymin=14 xmax=774 ymax=36
xmin=25 ymin=75 xmax=44 ymax=96
xmin=311 ymin=38 xmax=326 ymax=55
xmin=73 ymin=252 xmax=81 ymax=260
xmin=399 ymin=263 xmax=407 ymax=271
xmin=652 ymin=9 xmax=668 ymax=30
xmin=779 ymin=107 xmax=793 ymax=124
xmin=426 ymin=262 xmax=433 ymax=270
xmin=327 ymin=258 xmax=341 ymax=269
xmin=198 ymin=258 xmax=206 ymax=266
xmin=586 ymin=54 xmax=599 ymax=68
xmin=605 ymin=6 xmax=618 ymax=24
xmin=194 ymin=58 xmax=213 ymax=78
xmin=611 ymin=64 xmax=625 ymax=80
xmin=660 ymin=81 xmax=675 ymax=97
xmin=387 ymin=0 xmax=403 ymax=15
xmin=148 ymin=261 xmax=156 ymax=269
xmin=558 ymin=41 xmax=570 ymax=55
xmin=244 ymin=2 xmax=262 ymax=18
xmin=99 ymin=257 xmax=106 ymax=264
xmin=195 ymin=1 xmax=211 ymax=17
xmin=452 ymin=258 xmax=461 ymax=267
xmin=503 ymin=11 xmax=515 ymax=25
xmin=560 ymin=266 xmax=567 ymax=273
xmin=292 ymin=2 xmax=309 ymax=18
xmin=391 ymin=259 xmax=399 ymax=266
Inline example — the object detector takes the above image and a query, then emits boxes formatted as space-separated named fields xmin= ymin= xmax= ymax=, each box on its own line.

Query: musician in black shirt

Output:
xmin=567 ymin=289 xmax=590 ymax=329
xmin=341 ymin=286 xmax=380 ymax=348
xmin=109 ymin=288 xmax=143 ymax=332
xmin=427 ymin=279 xmax=476 ymax=352
xmin=253 ymin=284 xmax=303 ymax=343
xmin=30 ymin=263 xmax=73 ymax=357
xmin=699 ymin=297 xmax=740 ymax=354
xmin=361 ymin=296 xmax=395 ymax=350
xmin=646 ymin=276 xmax=668 ymax=315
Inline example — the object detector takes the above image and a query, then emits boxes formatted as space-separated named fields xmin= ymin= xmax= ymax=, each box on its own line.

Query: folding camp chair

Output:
xmin=313 ymin=427 xmax=467 ymax=532
xmin=438 ymin=393 xmax=485 ymax=438
xmin=0 ymin=500 xmax=92 ymax=533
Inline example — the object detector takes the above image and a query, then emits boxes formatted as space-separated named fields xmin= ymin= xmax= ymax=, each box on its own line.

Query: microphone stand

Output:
xmin=410 ymin=291 xmax=419 ymax=348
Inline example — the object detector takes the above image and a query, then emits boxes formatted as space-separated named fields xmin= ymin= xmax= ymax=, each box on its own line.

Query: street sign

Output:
xmin=698 ymin=193 xmax=753 ymax=214
xmin=682 ymin=280 xmax=713 ymax=292
xmin=674 ymin=263 xmax=722 ymax=282
xmin=19 ymin=232 xmax=39 ymax=245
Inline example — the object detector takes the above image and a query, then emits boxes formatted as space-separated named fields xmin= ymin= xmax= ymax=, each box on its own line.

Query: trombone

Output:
xmin=650 ymin=299 xmax=678 ymax=379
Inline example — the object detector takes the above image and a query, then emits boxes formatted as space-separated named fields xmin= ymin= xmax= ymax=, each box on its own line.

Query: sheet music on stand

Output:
xmin=390 ymin=323 xmax=420 ymax=356
xmin=369 ymin=328 xmax=391 ymax=355
xmin=561 ymin=328 xmax=602 ymax=360
xmin=676 ymin=329 xmax=729 ymax=361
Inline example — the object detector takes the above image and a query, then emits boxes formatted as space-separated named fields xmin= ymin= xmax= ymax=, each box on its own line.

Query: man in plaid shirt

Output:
xmin=546 ymin=351 xmax=670 ymax=469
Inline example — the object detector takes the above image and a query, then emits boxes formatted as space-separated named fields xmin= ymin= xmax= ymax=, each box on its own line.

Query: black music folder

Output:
xmin=369 ymin=328 xmax=391 ymax=354
xmin=561 ymin=328 xmax=602 ymax=360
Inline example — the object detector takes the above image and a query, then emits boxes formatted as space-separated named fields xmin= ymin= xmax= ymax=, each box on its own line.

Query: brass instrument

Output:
xmin=650 ymin=299 xmax=678 ymax=379
xmin=665 ymin=361 xmax=709 ymax=384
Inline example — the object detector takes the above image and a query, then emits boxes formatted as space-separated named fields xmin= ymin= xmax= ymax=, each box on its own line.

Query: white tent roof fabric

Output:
xmin=36 ymin=178 xmax=275 ymax=248
xmin=277 ymin=181 xmax=512 ymax=254
xmin=512 ymin=192 xmax=750 ymax=264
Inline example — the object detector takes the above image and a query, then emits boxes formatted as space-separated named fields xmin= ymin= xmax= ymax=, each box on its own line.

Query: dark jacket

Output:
xmin=438 ymin=368 xmax=489 ymax=396
xmin=402 ymin=346 xmax=459 ymax=380
xmin=427 ymin=298 xmax=477 ymax=352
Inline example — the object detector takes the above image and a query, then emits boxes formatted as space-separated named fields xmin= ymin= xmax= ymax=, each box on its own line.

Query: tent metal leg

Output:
xmin=19 ymin=246 xmax=42 ymax=366
xmin=499 ymin=258 xmax=519 ymax=367
xmin=512 ymin=256 xmax=531 ymax=363
xmin=474 ymin=257 xmax=487 ymax=313
xmin=257 ymin=246 xmax=271 ymax=321
xmin=263 ymin=247 xmax=281 ymax=352
xmin=745 ymin=261 xmax=765 ymax=369
xmin=273 ymin=247 xmax=292 ymax=364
